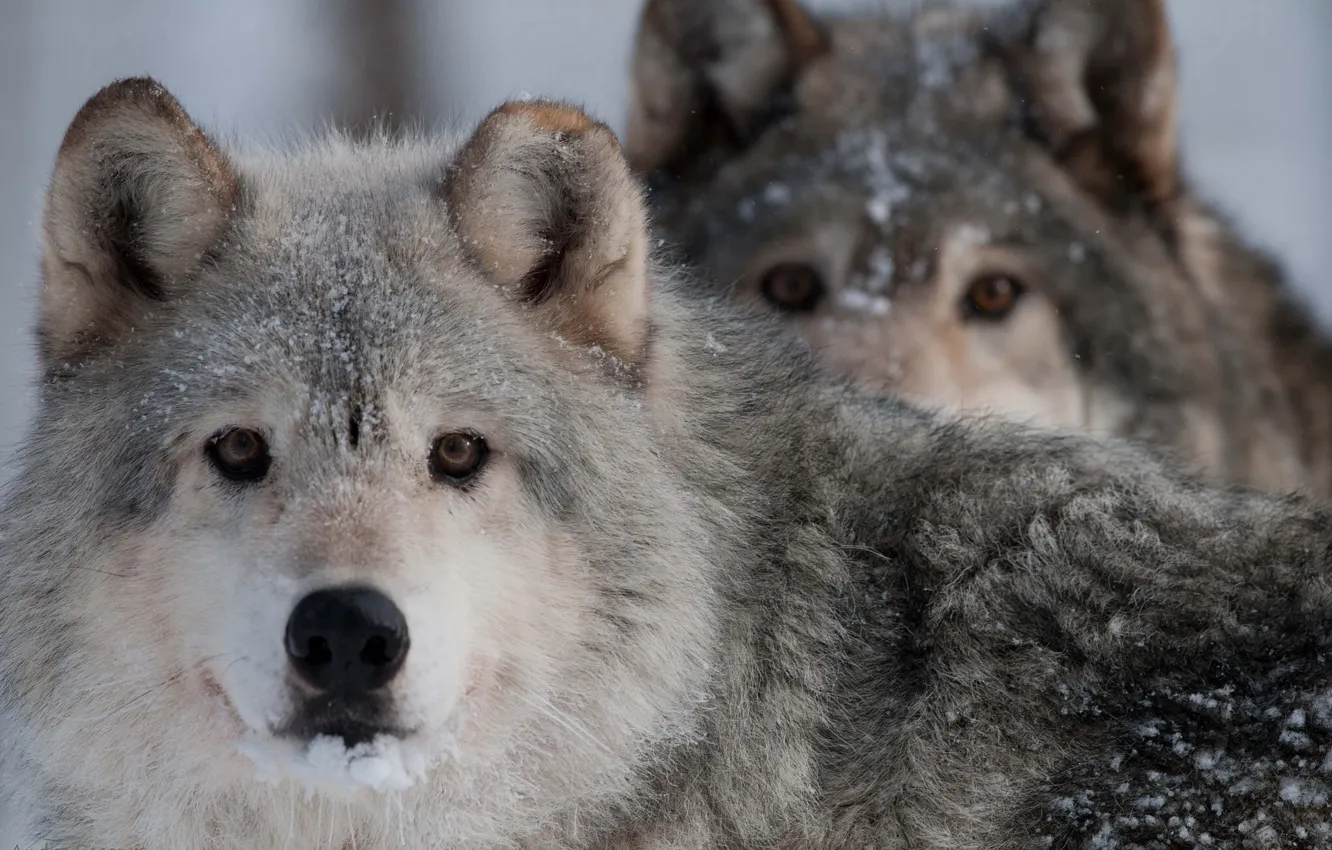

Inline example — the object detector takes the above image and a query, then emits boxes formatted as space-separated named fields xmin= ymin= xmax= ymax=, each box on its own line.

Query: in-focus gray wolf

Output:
xmin=627 ymin=0 xmax=1332 ymax=496
xmin=7 ymin=77 xmax=1332 ymax=849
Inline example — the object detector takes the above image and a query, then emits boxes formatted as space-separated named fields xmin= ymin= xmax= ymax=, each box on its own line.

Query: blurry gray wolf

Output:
xmin=628 ymin=0 xmax=1332 ymax=496
xmin=6 ymin=76 xmax=1332 ymax=849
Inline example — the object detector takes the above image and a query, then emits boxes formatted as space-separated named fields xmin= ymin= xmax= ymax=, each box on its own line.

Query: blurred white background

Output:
xmin=2 ymin=0 xmax=1330 ymax=480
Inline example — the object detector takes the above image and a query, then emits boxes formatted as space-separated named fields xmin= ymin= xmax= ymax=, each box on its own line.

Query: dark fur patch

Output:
xmin=281 ymin=691 xmax=406 ymax=747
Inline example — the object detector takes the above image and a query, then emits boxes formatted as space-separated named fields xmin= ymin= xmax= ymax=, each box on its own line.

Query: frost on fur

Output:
xmin=238 ymin=733 xmax=429 ymax=798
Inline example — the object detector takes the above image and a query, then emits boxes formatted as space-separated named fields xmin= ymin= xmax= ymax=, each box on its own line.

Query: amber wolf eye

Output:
xmin=759 ymin=263 xmax=825 ymax=313
xmin=430 ymin=432 xmax=489 ymax=483
xmin=962 ymin=273 xmax=1025 ymax=320
xmin=206 ymin=427 xmax=272 ymax=482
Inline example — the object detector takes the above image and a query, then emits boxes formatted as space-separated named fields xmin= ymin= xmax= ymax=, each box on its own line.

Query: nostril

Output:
xmin=361 ymin=634 xmax=394 ymax=668
xmin=302 ymin=635 xmax=333 ymax=666
xmin=284 ymin=585 xmax=410 ymax=695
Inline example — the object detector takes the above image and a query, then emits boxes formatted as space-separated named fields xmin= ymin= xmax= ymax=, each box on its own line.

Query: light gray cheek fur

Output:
xmin=198 ymin=537 xmax=304 ymax=735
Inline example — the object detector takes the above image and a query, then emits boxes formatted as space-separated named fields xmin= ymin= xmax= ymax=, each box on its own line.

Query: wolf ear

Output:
xmin=446 ymin=101 xmax=650 ymax=364
xmin=1002 ymin=0 xmax=1178 ymax=207
xmin=625 ymin=0 xmax=829 ymax=177
xmin=41 ymin=77 xmax=237 ymax=367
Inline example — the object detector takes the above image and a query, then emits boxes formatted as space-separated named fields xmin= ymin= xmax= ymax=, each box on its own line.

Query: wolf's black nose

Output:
xmin=284 ymin=586 xmax=409 ymax=694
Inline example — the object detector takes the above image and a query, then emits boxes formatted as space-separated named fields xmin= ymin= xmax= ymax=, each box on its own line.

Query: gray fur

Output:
xmin=631 ymin=0 xmax=1332 ymax=497
xmin=5 ymin=78 xmax=1332 ymax=849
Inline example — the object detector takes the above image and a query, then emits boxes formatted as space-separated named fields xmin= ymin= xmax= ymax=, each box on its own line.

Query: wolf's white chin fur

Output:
xmin=237 ymin=732 xmax=430 ymax=799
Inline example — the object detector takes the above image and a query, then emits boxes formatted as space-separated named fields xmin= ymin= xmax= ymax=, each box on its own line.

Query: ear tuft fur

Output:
xmin=446 ymin=100 xmax=651 ymax=365
xmin=41 ymin=76 xmax=237 ymax=367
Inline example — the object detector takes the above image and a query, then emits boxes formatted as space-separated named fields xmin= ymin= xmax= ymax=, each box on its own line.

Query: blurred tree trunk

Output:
xmin=336 ymin=0 xmax=416 ymax=136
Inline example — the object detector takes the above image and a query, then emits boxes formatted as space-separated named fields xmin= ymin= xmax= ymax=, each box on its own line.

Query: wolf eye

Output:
xmin=759 ymin=263 xmax=824 ymax=313
xmin=430 ymin=432 xmax=488 ymax=483
xmin=963 ymin=274 xmax=1025 ymax=320
xmin=207 ymin=428 xmax=271 ymax=482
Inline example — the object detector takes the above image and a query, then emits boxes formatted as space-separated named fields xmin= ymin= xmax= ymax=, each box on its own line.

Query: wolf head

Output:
xmin=0 ymin=79 xmax=735 ymax=845
xmin=630 ymin=0 xmax=1308 ymax=489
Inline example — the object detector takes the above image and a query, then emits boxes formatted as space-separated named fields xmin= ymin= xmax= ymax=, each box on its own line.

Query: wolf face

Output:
xmin=630 ymin=0 xmax=1327 ymax=493
xmin=0 ymin=81 xmax=723 ymax=846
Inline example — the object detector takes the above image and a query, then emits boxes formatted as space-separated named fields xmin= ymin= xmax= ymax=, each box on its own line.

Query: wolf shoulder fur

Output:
xmin=629 ymin=0 xmax=1332 ymax=497
xmin=4 ymin=78 xmax=1332 ymax=848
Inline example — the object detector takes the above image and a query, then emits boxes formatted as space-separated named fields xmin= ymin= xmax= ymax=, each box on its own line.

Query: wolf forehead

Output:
xmin=693 ymin=127 xmax=1025 ymax=226
xmin=200 ymin=141 xmax=493 ymax=316
xmin=654 ymin=20 xmax=1041 ymax=241
xmin=186 ymin=153 xmax=488 ymax=335
xmin=86 ymin=150 xmax=537 ymax=437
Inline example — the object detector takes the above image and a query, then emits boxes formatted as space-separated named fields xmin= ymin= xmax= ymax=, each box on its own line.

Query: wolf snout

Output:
xmin=284 ymin=586 xmax=410 ymax=695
